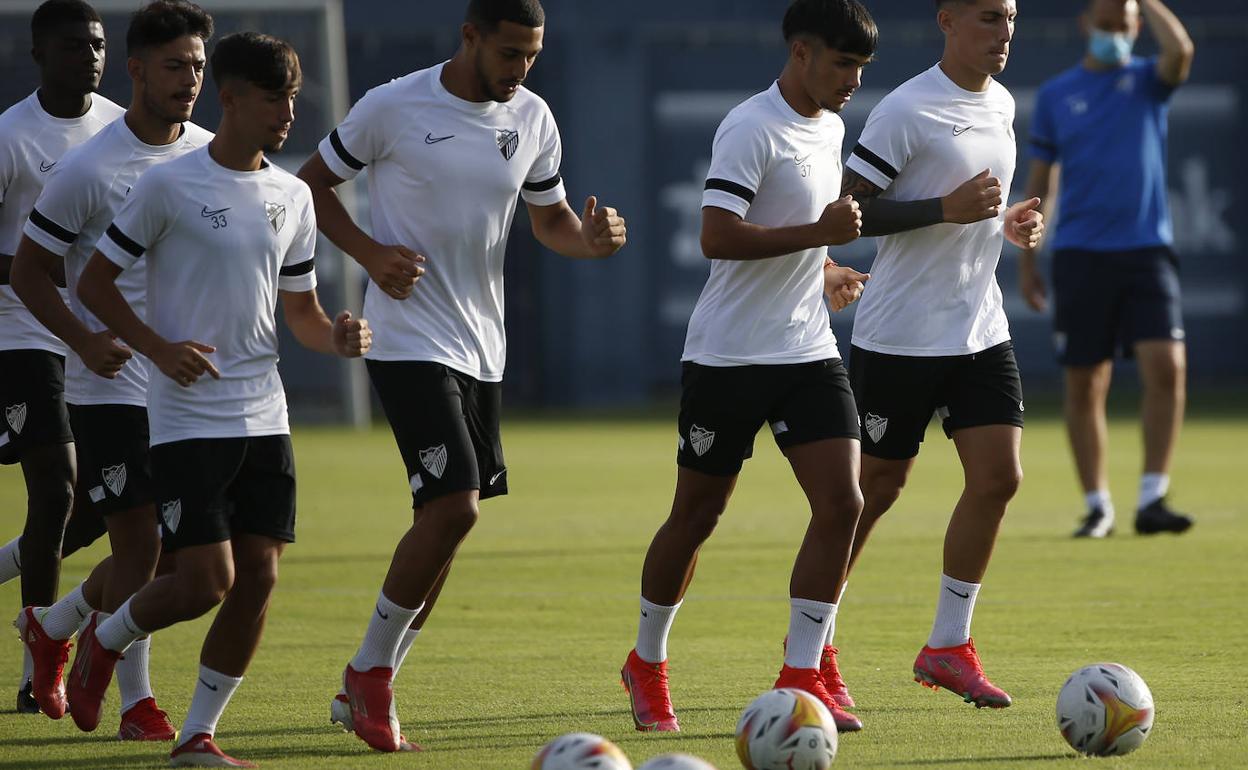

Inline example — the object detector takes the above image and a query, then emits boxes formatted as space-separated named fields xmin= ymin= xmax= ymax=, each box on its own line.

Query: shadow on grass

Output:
xmin=862 ymin=753 xmax=1072 ymax=766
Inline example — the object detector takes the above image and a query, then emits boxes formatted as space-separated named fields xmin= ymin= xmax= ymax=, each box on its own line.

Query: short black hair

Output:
xmin=783 ymin=0 xmax=878 ymax=58
xmin=465 ymin=0 xmax=545 ymax=33
xmin=127 ymin=1 xmax=213 ymax=56
xmin=31 ymin=0 xmax=101 ymax=44
xmin=210 ymin=31 xmax=301 ymax=92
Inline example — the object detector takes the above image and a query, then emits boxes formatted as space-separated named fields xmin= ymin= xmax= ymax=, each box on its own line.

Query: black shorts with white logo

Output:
xmin=69 ymin=404 xmax=155 ymax=517
xmin=1052 ymin=246 xmax=1184 ymax=366
xmin=849 ymin=342 xmax=1024 ymax=461
xmin=366 ymin=360 xmax=507 ymax=507
xmin=0 ymin=350 xmax=73 ymax=465
xmin=677 ymin=358 xmax=860 ymax=477
xmin=151 ymin=435 xmax=296 ymax=552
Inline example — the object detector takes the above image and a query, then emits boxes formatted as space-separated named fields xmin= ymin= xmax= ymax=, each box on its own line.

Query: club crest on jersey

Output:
xmin=689 ymin=425 xmax=715 ymax=457
xmin=496 ymin=129 xmax=519 ymax=161
xmin=864 ymin=413 xmax=888 ymax=444
xmin=161 ymin=499 xmax=182 ymax=533
xmin=265 ymin=201 xmax=286 ymax=234
xmin=103 ymin=464 xmax=127 ymax=496
xmin=420 ymin=444 xmax=448 ymax=479
xmin=5 ymin=403 xmax=27 ymax=435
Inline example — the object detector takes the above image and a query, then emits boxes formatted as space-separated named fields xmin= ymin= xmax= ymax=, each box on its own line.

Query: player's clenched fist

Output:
xmin=78 ymin=330 xmax=133 ymax=379
xmin=151 ymin=339 xmax=220 ymax=388
xmin=818 ymin=195 xmax=862 ymax=245
xmin=942 ymin=169 xmax=1003 ymax=224
xmin=332 ymin=310 xmax=372 ymax=358
xmin=363 ymin=243 xmax=426 ymax=300
xmin=1004 ymin=197 xmax=1046 ymax=250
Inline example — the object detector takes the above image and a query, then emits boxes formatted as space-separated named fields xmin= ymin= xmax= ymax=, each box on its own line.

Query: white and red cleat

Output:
xmin=169 ymin=733 xmax=257 ymax=768
xmin=118 ymin=696 xmax=176 ymax=741
xmin=342 ymin=664 xmax=403 ymax=752
xmin=774 ymin=664 xmax=863 ymax=732
xmin=14 ymin=606 xmax=71 ymax=718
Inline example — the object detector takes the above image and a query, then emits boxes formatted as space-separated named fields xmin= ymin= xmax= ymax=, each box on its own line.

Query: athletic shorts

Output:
xmin=69 ymin=404 xmax=155 ymax=517
xmin=1052 ymin=246 xmax=1185 ymax=366
xmin=366 ymin=360 xmax=507 ymax=507
xmin=151 ymin=435 xmax=296 ymax=552
xmin=676 ymin=358 xmax=860 ymax=477
xmin=0 ymin=350 xmax=72 ymax=465
xmin=849 ymin=341 xmax=1025 ymax=461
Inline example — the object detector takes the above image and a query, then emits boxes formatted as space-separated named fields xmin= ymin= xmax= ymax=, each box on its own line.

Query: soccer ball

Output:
xmin=531 ymin=732 xmax=633 ymax=770
xmin=1056 ymin=663 xmax=1155 ymax=757
xmin=735 ymin=688 xmax=838 ymax=770
xmin=637 ymin=754 xmax=719 ymax=770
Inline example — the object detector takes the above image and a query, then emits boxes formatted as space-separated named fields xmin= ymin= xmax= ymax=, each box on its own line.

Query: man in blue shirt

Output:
xmin=1018 ymin=0 xmax=1194 ymax=538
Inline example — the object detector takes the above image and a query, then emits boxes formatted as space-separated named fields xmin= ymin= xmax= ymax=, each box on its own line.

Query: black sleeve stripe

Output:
xmin=850 ymin=143 xmax=899 ymax=181
xmin=105 ymin=224 xmax=145 ymax=259
xmin=522 ymin=173 xmax=562 ymax=193
xmin=704 ymin=178 xmax=756 ymax=204
xmin=29 ymin=208 xmax=77 ymax=245
xmin=280 ymin=259 xmax=315 ymax=277
xmin=329 ymin=129 xmax=366 ymax=171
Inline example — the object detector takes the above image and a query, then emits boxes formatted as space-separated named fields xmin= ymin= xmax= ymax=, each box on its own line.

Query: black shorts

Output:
xmin=69 ymin=404 xmax=155 ymax=517
xmin=677 ymin=359 xmax=860 ymax=477
xmin=1052 ymin=246 xmax=1184 ymax=366
xmin=849 ymin=342 xmax=1025 ymax=461
xmin=366 ymin=360 xmax=507 ymax=507
xmin=151 ymin=435 xmax=296 ymax=552
xmin=0 ymin=350 xmax=72 ymax=465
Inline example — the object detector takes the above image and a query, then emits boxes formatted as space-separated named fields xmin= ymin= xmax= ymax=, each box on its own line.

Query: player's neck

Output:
xmin=207 ymin=130 xmax=265 ymax=173
xmin=776 ymin=63 xmax=821 ymax=119
xmin=124 ymin=105 xmax=183 ymax=147
xmin=938 ymin=57 xmax=991 ymax=93
xmin=441 ymin=52 xmax=490 ymax=103
xmin=35 ymin=85 xmax=93 ymax=120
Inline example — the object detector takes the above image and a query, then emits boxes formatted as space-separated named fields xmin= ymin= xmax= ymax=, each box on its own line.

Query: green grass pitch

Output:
xmin=0 ymin=406 xmax=1244 ymax=768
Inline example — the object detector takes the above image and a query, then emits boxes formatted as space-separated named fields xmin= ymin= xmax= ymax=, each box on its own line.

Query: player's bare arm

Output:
xmin=77 ymin=250 xmax=219 ymax=387
xmin=842 ymin=167 xmax=1005 ymax=236
xmin=526 ymin=195 xmax=627 ymax=259
xmin=11 ymin=234 xmax=131 ymax=377
xmin=822 ymin=257 xmax=870 ymax=312
xmin=700 ymin=196 xmax=860 ymax=263
xmin=279 ymin=288 xmax=371 ymax=358
xmin=1017 ymin=158 xmax=1058 ymax=311
xmin=1142 ymin=0 xmax=1194 ymax=86
xmin=297 ymin=152 xmax=426 ymax=300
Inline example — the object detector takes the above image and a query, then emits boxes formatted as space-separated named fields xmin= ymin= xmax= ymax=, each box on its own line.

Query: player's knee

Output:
xmin=973 ymin=466 xmax=1023 ymax=506
xmin=180 ymin=559 xmax=234 ymax=615
xmin=860 ymin=467 xmax=906 ymax=513
xmin=671 ymin=496 xmax=727 ymax=542
xmin=431 ymin=502 xmax=479 ymax=541
xmin=236 ymin=552 xmax=281 ymax=598
xmin=819 ymin=487 xmax=865 ymax=525
xmin=26 ymin=475 xmax=75 ymax=524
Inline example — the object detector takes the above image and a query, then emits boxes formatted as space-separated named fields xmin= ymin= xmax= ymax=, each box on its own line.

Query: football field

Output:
xmin=0 ymin=405 xmax=1244 ymax=769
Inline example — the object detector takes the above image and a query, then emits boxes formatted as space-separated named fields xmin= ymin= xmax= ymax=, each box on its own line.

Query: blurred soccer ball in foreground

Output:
xmin=1057 ymin=663 xmax=1155 ymax=756
xmin=532 ymin=732 xmax=633 ymax=770
xmin=637 ymin=753 xmax=719 ymax=769
xmin=735 ymin=688 xmax=837 ymax=769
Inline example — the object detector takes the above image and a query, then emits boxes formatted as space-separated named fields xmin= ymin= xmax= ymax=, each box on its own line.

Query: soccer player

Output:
xmin=0 ymin=0 xmax=122 ymax=713
xmin=835 ymin=0 xmax=1044 ymax=708
xmin=1018 ymin=0 xmax=1195 ymax=539
xmin=621 ymin=0 xmax=875 ymax=735
xmin=64 ymin=31 xmax=371 ymax=768
xmin=297 ymin=0 xmax=627 ymax=752
xmin=11 ymin=0 xmax=215 ymax=740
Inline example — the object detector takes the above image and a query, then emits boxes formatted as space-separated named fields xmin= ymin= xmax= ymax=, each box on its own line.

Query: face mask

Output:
xmin=1088 ymin=29 xmax=1134 ymax=66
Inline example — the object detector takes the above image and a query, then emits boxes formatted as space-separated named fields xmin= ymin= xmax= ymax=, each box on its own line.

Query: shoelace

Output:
xmin=821 ymin=647 xmax=847 ymax=688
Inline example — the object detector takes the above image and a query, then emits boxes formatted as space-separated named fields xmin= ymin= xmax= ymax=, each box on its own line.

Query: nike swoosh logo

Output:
xmin=424 ymin=133 xmax=455 ymax=145
xmin=198 ymin=677 xmax=219 ymax=692
xmin=800 ymin=611 xmax=825 ymax=624
xmin=201 ymin=205 xmax=230 ymax=218
xmin=376 ymin=605 xmax=389 ymax=621
xmin=75 ymin=607 xmax=87 ymax=620
xmin=952 ymin=125 xmax=973 ymax=136
xmin=489 ymin=470 xmax=506 ymax=485
xmin=794 ymin=154 xmax=812 ymax=165
xmin=39 ymin=161 xmax=56 ymax=173
xmin=640 ymin=610 xmax=648 ymax=618
xmin=945 ymin=587 xmax=971 ymax=599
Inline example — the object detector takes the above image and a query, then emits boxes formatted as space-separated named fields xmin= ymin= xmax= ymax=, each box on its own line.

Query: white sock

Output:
xmin=38 ymin=582 xmax=96 ymax=639
xmin=928 ymin=575 xmax=981 ymax=648
xmin=1139 ymin=473 xmax=1169 ymax=509
xmin=1085 ymin=489 xmax=1115 ymax=517
xmin=176 ymin=665 xmax=242 ymax=747
xmin=117 ymin=636 xmax=155 ymax=714
xmin=635 ymin=597 xmax=681 ymax=664
xmin=95 ymin=601 xmax=145 ymax=653
xmin=0 ymin=536 xmax=20 ymax=585
xmin=21 ymin=647 xmax=33 ymax=687
xmin=825 ymin=583 xmax=848 ymax=647
xmin=785 ymin=598 xmax=835 ymax=669
xmin=341 ymin=628 xmax=421 ymax=697
xmin=351 ymin=592 xmax=422 ymax=672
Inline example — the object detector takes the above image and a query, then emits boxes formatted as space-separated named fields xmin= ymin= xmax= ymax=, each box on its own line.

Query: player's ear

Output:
xmin=937 ymin=6 xmax=956 ymax=35
xmin=461 ymin=22 xmax=480 ymax=50
xmin=126 ymin=55 xmax=144 ymax=85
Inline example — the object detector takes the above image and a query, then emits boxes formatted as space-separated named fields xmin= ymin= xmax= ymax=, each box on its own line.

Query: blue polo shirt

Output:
xmin=1030 ymin=56 xmax=1175 ymax=252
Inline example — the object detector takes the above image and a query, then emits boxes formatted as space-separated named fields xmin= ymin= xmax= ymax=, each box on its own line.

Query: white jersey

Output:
xmin=683 ymin=82 xmax=843 ymax=366
xmin=845 ymin=64 xmax=1017 ymax=357
xmin=24 ymin=118 xmax=213 ymax=407
xmin=97 ymin=147 xmax=317 ymax=446
xmin=0 ymin=90 xmax=124 ymax=353
xmin=318 ymin=62 xmax=566 ymax=382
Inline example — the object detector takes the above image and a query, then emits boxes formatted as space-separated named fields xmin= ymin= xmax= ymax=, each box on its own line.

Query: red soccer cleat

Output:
xmin=620 ymin=649 xmax=679 ymax=732
xmin=774 ymin=664 xmax=863 ymax=732
xmin=65 ymin=612 xmax=121 ymax=732
xmin=913 ymin=637 xmax=1012 ymax=708
xmin=342 ymin=664 xmax=402 ymax=752
xmin=820 ymin=646 xmax=855 ymax=709
xmin=14 ymin=606 xmax=71 ymax=718
xmin=170 ymin=733 xmax=257 ymax=768
xmin=330 ymin=691 xmax=420 ymax=751
xmin=118 ymin=696 xmax=176 ymax=741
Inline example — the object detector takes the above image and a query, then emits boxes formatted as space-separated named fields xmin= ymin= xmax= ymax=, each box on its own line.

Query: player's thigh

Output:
xmin=0 ymin=349 xmax=73 ymax=467
xmin=71 ymin=404 xmax=156 ymax=520
xmin=461 ymin=376 xmax=508 ymax=501
xmin=676 ymin=362 xmax=770 ymax=478
xmin=939 ymin=341 xmax=1026 ymax=439
xmin=1051 ymin=249 xmax=1119 ymax=366
xmin=1121 ymin=246 xmax=1185 ymax=350
xmin=228 ymin=435 xmax=297 ymax=546
xmin=848 ymin=346 xmax=943 ymax=461
xmin=951 ymin=424 xmax=1023 ymax=497
xmin=151 ymin=437 xmax=246 ymax=553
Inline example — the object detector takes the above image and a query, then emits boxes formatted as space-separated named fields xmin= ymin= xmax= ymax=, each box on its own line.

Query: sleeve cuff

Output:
xmin=97 ymin=238 xmax=138 ymax=270
xmin=318 ymin=134 xmax=363 ymax=182
xmin=278 ymin=271 xmax=317 ymax=293
xmin=845 ymin=155 xmax=894 ymax=191
xmin=701 ymin=191 xmax=750 ymax=219
xmin=520 ymin=180 xmax=566 ymax=207
xmin=22 ymin=214 xmax=74 ymax=257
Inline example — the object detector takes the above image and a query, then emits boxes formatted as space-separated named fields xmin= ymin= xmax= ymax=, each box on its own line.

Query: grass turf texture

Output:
xmin=0 ymin=407 xmax=1244 ymax=768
